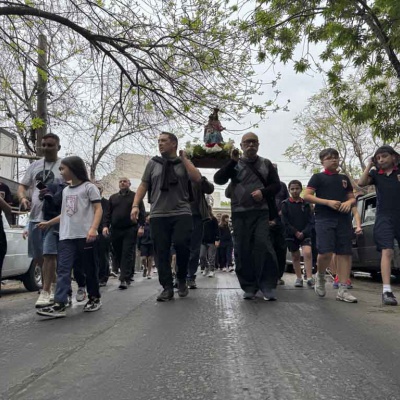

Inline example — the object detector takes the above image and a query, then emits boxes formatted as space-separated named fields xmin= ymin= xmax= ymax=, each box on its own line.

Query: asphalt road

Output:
xmin=1 ymin=271 xmax=400 ymax=400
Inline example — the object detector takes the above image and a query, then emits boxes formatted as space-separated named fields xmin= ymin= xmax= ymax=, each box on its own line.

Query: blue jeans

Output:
xmin=55 ymin=238 xmax=100 ymax=304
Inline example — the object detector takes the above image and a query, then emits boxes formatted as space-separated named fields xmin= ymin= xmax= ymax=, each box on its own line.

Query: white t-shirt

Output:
xmin=20 ymin=158 xmax=63 ymax=222
xmin=59 ymin=182 xmax=101 ymax=241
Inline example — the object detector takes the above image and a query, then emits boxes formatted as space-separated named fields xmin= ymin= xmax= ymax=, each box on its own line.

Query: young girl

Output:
xmin=37 ymin=156 xmax=103 ymax=318
xmin=218 ymin=214 xmax=233 ymax=272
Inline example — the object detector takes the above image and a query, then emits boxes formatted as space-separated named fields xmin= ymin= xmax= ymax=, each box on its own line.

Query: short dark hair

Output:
xmin=42 ymin=133 xmax=60 ymax=144
xmin=288 ymin=180 xmax=302 ymax=189
xmin=61 ymin=156 xmax=89 ymax=182
xmin=160 ymin=132 xmax=178 ymax=147
xmin=319 ymin=148 xmax=339 ymax=162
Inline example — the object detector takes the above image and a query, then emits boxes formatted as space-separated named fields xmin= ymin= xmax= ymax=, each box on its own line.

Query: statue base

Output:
xmin=191 ymin=157 xmax=229 ymax=169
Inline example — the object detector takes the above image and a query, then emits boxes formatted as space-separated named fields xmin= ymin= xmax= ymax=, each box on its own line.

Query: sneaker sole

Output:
xmin=294 ymin=284 xmax=303 ymax=288
xmin=263 ymin=297 xmax=277 ymax=301
xmin=336 ymin=296 xmax=358 ymax=303
xmin=84 ymin=306 xmax=102 ymax=312
xmin=36 ymin=310 xmax=66 ymax=318
xmin=156 ymin=297 xmax=174 ymax=302
xmin=178 ymin=291 xmax=189 ymax=297
xmin=35 ymin=303 xmax=53 ymax=308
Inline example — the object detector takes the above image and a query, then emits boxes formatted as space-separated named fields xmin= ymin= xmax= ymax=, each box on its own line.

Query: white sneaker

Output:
xmin=35 ymin=291 xmax=52 ymax=308
xmin=203 ymin=269 xmax=209 ymax=276
xmin=207 ymin=271 xmax=215 ymax=278
xmin=228 ymin=267 xmax=235 ymax=272
xmin=49 ymin=283 xmax=56 ymax=303
xmin=76 ymin=287 xmax=87 ymax=302
xmin=315 ymin=273 xmax=326 ymax=297
xmin=336 ymin=287 xmax=358 ymax=303
xmin=222 ymin=267 xmax=227 ymax=272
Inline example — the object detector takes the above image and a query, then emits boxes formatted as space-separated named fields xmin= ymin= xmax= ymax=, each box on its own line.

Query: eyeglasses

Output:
xmin=241 ymin=139 xmax=259 ymax=146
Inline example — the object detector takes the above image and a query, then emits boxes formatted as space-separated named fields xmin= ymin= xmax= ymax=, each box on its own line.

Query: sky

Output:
xmin=198 ymin=60 xmax=326 ymax=187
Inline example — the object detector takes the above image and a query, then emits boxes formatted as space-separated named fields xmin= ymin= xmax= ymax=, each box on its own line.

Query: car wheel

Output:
xmin=22 ymin=260 xmax=43 ymax=292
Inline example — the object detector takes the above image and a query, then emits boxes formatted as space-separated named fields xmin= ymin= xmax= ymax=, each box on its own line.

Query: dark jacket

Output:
xmin=281 ymin=199 xmax=313 ymax=239
xmin=214 ymin=157 xmax=281 ymax=213
xmin=202 ymin=217 xmax=220 ymax=244
xmin=104 ymin=189 xmax=145 ymax=230
xmin=190 ymin=176 xmax=214 ymax=221
xmin=42 ymin=182 xmax=67 ymax=221
xmin=219 ymin=224 xmax=233 ymax=246
xmin=98 ymin=197 xmax=109 ymax=234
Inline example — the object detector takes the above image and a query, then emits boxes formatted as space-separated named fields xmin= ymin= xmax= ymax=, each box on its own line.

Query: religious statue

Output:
xmin=203 ymin=108 xmax=225 ymax=147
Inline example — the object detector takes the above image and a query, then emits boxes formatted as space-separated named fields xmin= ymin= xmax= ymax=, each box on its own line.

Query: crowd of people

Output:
xmin=0 ymin=131 xmax=399 ymax=317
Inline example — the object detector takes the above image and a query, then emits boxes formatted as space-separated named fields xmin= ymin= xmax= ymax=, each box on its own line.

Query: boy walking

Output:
xmin=358 ymin=145 xmax=400 ymax=305
xmin=304 ymin=148 xmax=357 ymax=303
xmin=281 ymin=180 xmax=314 ymax=288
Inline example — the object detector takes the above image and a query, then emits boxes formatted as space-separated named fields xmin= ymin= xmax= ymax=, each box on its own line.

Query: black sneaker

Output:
xmin=187 ymin=279 xmax=197 ymax=289
xmin=261 ymin=287 xmax=277 ymax=301
xmin=382 ymin=291 xmax=398 ymax=306
xmin=83 ymin=298 xmax=102 ymax=312
xmin=119 ymin=281 xmax=128 ymax=290
xmin=142 ymin=270 xmax=146 ymax=278
xmin=157 ymin=288 xmax=174 ymax=302
xmin=243 ymin=292 xmax=255 ymax=300
xmin=178 ymin=281 xmax=189 ymax=297
xmin=37 ymin=303 xmax=66 ymax=318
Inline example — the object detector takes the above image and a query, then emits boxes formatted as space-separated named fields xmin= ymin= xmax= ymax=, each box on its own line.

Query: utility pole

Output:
xmin=35 ymin=34 xmax=48 ymax=157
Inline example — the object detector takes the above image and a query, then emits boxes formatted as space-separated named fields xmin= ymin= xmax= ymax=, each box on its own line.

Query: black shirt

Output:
xmin=307 ymin=171 xmax=353 ymax=218
xmin=369 ymin=166 xmax=400 ymax=216
xmin=104 ymin=190 xmax=145 ymax=230
xmin=218 ymin=225 xmax=233 ymax=246
xmin=281 ymin=198 xmax=313 ymax=238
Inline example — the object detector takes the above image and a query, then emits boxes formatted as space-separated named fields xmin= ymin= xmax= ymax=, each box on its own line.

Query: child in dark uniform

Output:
xmin=358 ymin=145 xmax=400 ymax=306
xmin=304 ymin=148 xmax=357 ymax=303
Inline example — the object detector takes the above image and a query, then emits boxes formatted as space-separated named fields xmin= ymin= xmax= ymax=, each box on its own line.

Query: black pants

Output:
xmin=0 ymin=222 xmax=7 ymax=283
xmin=232 ymin=210 xmax=278 ymax=293
xmin=187 ymin=215 xmax=203 ymax=280
xmin=269 ymin=222 xmax=287 ymax=279
xmin=150 ymin=215 xmax=193 ymax=288
xmin=98 ymin=234 xmax=110 ymax=283
xmin=111 ymin=226 xmax=138 ymax=282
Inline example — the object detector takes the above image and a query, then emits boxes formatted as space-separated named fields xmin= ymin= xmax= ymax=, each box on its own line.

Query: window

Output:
xmin=363 ymin=197 xmax=376 ymax=223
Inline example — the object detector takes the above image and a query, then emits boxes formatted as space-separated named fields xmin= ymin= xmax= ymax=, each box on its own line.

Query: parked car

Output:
xmin=352 ymin=192 xmax=400 ymax=278
xmin=1 ymin=213 xmax=42 ymax=291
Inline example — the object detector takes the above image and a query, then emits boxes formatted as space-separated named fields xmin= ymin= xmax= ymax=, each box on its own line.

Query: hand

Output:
xmin=22 ymin=230 xmax=29 ymax=240
xmin=86 ymin=227 xmax=97 ymax=243
xmin=102 ymin=227 xmax=109 ymax=237
xmin=269 ymin=220 xmax=276 ymax=227
xmin=179 ymin=150 xmax=188 ymax=159
xmin=131 ymin=207 xmax=139 ymax=222
xmin=137 ymin=226 xmax=144 ymax=237
xmin=20 ymin=198 xmax=31 ymax=210
xmin=295 ymin=231 xmax=304 ymax=240
xmin=251 ymin=189 xmax=263 ymax=202
xmin=338 ymin=200 xmax=352 ymax=213
xmin=37 ymin=221 xmax=50 ymax=230
xmin=326 ymin=200 xmax=341 ymax=210
xmin=231 ymin=148 xmax=240 ymax=162
xmin=215 ymin=240 xmax=220 ymax=248
xmin=355 ymin=226 xmax=363 ymax=235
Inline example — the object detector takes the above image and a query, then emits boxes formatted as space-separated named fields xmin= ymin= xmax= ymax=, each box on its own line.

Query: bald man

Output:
xmin=103 ymin=177 xmax=145 ymax=289
xmin=214 ymin=132 xmax=281 ymax=300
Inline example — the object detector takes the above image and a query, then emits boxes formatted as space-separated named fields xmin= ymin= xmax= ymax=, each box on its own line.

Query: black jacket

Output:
xmin=202 ymin=217 xmax=220 ymax=244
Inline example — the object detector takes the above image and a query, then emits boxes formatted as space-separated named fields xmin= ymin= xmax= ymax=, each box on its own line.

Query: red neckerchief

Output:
xmin=323 ymin=169 xmax=339 ymax=175
xmin=289 ymin=197 xmax=304 ymax=203
xmin=378 ymin=165 xmax=399 ymax=175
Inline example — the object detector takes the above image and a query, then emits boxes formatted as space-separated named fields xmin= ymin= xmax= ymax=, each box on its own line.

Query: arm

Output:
xmin=181 ymin=157 xmax=201 ymax=183
xmin=201 ymin=177 xmax=214 ymax=195
xmin=86 ymin=202 xmax=102 ymax=243
xmin=303 ymin=188 xmax=341 ymax=210
xmin=131 ymin=181 xmax=148 ymax=221
xmin=17 ymin=184 xmax=31 ymax=210
xmin=260 ymin=161 xmax=281 ymax=198
xmin=358 ymin=159 xmax=374 ymax=187
xmin=352 ymin=204 xmax=362 ymax=234
xmin=214 ymin=159 xmax=238 ymax=185
xmin=0 ymin=196 xmax=12 ymax=214
xmin=37 ymin=215 xmax=61 ymax=230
